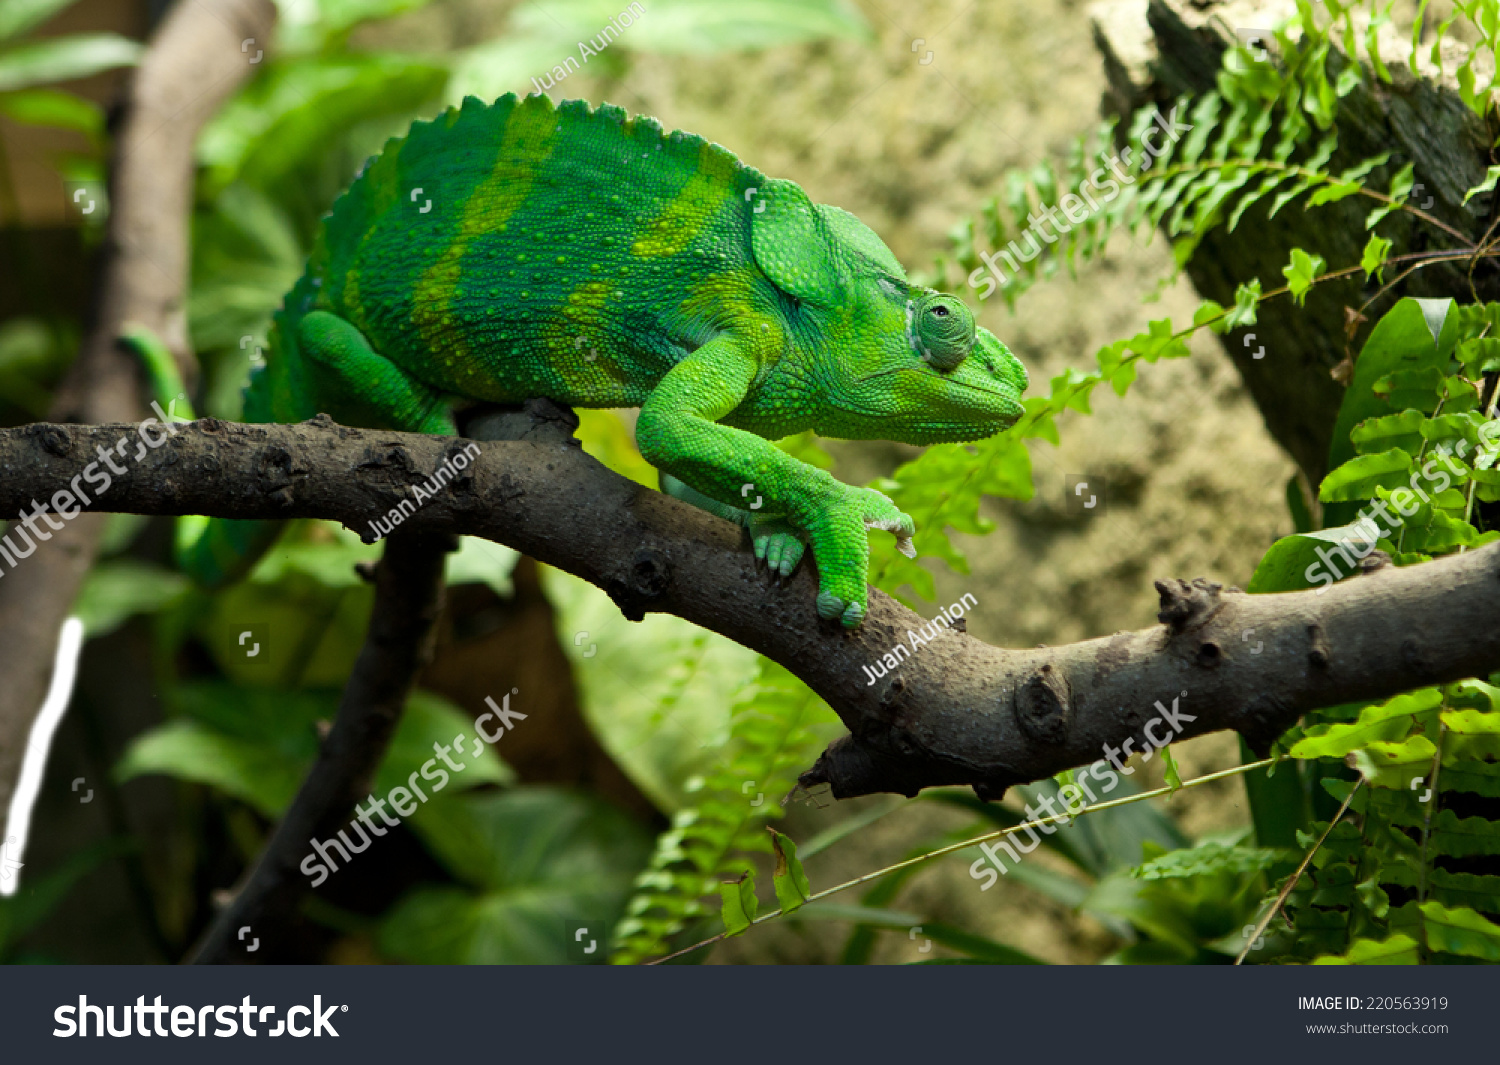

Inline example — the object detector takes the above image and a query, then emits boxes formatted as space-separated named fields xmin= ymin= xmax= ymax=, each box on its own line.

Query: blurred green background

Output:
xmin=0 ymin=0 xmax=1304 ymax=965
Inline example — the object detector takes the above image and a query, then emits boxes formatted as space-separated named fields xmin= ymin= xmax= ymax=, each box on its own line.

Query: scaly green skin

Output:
xmin=195 ymin=93 xmax=1029 ymax=627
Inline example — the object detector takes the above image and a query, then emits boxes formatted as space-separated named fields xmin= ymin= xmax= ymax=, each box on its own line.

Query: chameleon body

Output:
xmin=189 ymin=93 xmax=1028 ymax=627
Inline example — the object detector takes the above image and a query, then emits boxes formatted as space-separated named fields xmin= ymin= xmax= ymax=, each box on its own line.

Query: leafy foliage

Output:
xmin=1248 ymin=296 xmax=1500 ymax=963
xmin=609 ymin=658 xmax=838 ymax=963
xmin=377 ymin=787 xmax=652 ymax=964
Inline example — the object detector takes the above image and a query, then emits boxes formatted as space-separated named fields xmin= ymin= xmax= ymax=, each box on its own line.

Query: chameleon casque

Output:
xmin=184 ymin=92 xmax=1029 ymax=628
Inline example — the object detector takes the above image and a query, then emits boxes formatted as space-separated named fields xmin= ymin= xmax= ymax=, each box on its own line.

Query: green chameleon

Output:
xmin=156 ymin=93 xmax=1028 ymax=628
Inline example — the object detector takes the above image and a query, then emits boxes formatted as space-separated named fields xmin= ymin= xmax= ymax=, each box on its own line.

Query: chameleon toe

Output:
xmin=816 ymin=590 xmax=845 ymax=620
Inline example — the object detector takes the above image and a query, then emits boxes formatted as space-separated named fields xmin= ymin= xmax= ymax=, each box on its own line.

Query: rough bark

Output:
xmin=1090 ymin=0 xmax=1497 ymax=484
xmin=0 ymin=0 xmax=276 ymax=828
xmin=1 ymin=413 xmax=1496 ymax=801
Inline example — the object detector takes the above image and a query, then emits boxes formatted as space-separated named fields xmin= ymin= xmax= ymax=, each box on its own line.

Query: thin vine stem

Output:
xmin=647 ymin=756 xmax=1275 ymax=965
xmin=1234 ymin=778 xmax=1363 ymax=965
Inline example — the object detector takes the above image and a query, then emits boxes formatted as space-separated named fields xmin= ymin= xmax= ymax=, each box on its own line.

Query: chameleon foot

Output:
xmin=750 ymin=516 xmax=806 ymax=578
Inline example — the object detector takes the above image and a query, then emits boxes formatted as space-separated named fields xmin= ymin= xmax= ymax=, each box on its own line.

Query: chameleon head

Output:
xmin=817 ymin=283 xmax=1028 ymax=445
xmin=743 ymin=180 xmax=1026 ymax=444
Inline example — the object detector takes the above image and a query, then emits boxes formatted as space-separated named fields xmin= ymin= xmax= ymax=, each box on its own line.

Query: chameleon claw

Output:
xmin=816 ymin=591 xmax=844 ymax=621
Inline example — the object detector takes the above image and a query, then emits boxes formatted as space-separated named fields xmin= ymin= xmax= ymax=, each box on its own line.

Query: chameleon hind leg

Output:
xmin=297 ymin=311 xmax=455 ymax=434
xmin=163 ymin=313 xmax=455 ymax=587
xmin=659 ymin=473 xmax=807 ymax=577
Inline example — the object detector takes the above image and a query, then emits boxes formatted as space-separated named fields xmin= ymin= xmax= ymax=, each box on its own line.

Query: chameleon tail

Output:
xmin=116 ymin=323 xmax=286 ymax=589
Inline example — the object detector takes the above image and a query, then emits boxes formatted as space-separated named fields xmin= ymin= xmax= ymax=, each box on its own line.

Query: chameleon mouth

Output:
xmin=851 ymin=368 xmax=1024 ymax=413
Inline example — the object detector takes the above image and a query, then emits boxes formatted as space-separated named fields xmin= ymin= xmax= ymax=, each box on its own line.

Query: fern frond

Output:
xmin=609 ymin=659 xmax=836 ymax=963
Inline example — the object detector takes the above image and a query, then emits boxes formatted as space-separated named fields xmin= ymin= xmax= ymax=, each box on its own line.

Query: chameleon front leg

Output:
xmin=637 ymin=336 xmax=914 ymax=628
xmin=659 ymin=472 xmax=807 ymax=577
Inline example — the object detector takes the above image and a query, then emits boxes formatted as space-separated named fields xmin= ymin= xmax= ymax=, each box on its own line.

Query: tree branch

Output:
xmin=190 ymin=529 xmax=450 ymax=964
xmin=2 ymin=412 xmax=1496 ymax=801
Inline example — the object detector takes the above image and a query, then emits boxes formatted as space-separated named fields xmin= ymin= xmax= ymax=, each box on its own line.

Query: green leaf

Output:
xmin=610 ymin=657 xmax=837 ymax=964
xmin=1350 ymin=410 xmax=1424 ymax=456
xmin=1346 ymin=735 xmax=1439 ymax=788
xmin=273 ymin=0 xmax=443 ymax=54
xmin=1247 ymin=523 xmax=1385 ymax=593
xmin=1458 ymin=336 xmax=1500 ymax=376
xmin=1360 ymin=233 xmax=1392 ymax=282
xmin=1420 ymin=901 xmax=1500 ymax=960
xmin=542 ymin=568 xmax=761 ymax=812
xmin=115 ymin=719 xmax=305 ymax=818
xmin=378 ymin=787 xmax=652 ymax=964
xmin=197 ymin=55 xmax=447 ymax=194
xmin=1161 ymin=744 xmax=1183 ymax=792
xmin=1311 ymin=933 xmax=1420 ymax=964
xmin=0 ymin=87 xmax=101 ymax=139
xmin=1319 ymin=448 xmax=1414 ymax=501
xmin=1282 ymin=247 xmax=1324 ymax=306
xmin=515 ymin=0 xmax=872 ymax=55
xmin=72 ymin=560 xmax=188 ymax=637
xmin=720 ymin=873 xmax=757 ymax=936
xmin=1241 ymin=740 xmax=1310 ymax=849
xmin=1288 ymin=689 xmax=1441 ymax=761
xmin=1133 ymin=841 xmax=1290 ymax=881
xmin=1193 ymin=299 xmax=1227 ymax=333
xmin=1365 ymin=162 xmax=1414 ymax=228
xmin=1371 ymin=367 xmax=1444 ymax=413
xmin=0 ymin=34 xmax=142 ymax=93
xmin=935 ymin=773 xmax=1187 ymax=881
xmin=116 ymin=685 xmax=505 ymax=818
xmin=1226 ymin=278 xmax=1260 ymax=329
xmin=0 ymin=0 xmax=81 ymax=43
xmin=915 ymin=922 xmax=1046 ymax=964
xmin=0 ymin=841 xmax=120 ymax=960
xmin=1463 ymin=165 xmax=1500 ymax=204
xmin=768 ymin=827 xmax=811 ymax=914
xmin=1307 ymin=179 xmax=1360 ymax=205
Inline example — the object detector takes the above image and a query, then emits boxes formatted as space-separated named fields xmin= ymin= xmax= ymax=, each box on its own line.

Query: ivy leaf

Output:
xmin=1193 ymin=299 xmax=1227 ymax=334
xmin=1226 ymin=278 xmax=1261 ymax=330
xmin=1463 ymin=164 xmax=1500 ymax=204
xmin=768 ymin=828 xmax=811 ymax=914
xmin=1160 ymin=745 xmax=1183 ymax=793
xmin=1282 ymin=248 xmax=1325 ymax=306
xmin=1366 ymin=162 xmax=1415 ymax=228
xmin=1361 ymin=234 xmax=1392 ymax=282
xmin=720 ymin=873 xmax=758 ymax=936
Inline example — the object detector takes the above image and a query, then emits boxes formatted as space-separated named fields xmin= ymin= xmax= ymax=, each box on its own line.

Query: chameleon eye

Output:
xmin=911 ymin=294 xmax=975 ymax=371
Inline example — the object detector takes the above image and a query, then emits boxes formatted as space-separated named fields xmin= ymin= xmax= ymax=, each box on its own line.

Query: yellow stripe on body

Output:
xmin=629 ymin=141 xmax=739 ymax=259
xmin=410 ymin=101 xmax=560 ymax=390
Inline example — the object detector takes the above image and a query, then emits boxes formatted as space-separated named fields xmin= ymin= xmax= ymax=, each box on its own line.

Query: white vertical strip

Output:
xmin=0 ymin=617 xmax=86 ymax=896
